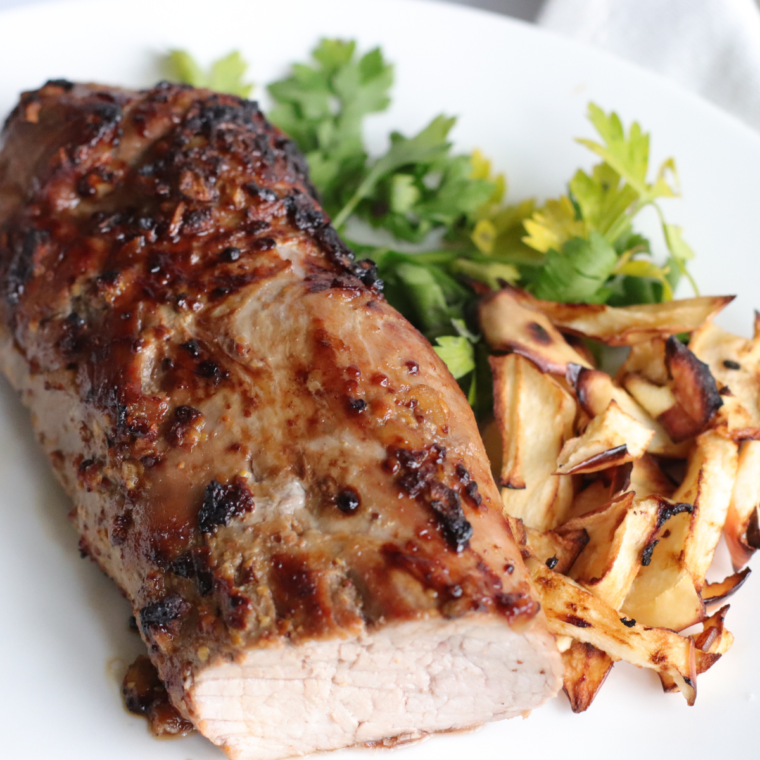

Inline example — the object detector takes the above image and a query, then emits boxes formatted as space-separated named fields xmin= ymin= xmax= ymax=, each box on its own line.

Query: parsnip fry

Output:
xmin=690 ymin=318 xmax=760 ymax=439
xmin=506 ymin=515 xmax=588 ymax=575
xmin=491 ymin=354 xmax=575 ymax=530
xmin=528 ymin=559 xmax=697 ymax=705
xmin=572 ymin=367 xmax=690 ymax=458
xmin=725 ymin=439 xmax=760 ymax=569
xmin=660 ymin=605 xmax=732 ymax=692
xmin=561 ymin=494 xmax=680 ymax=610
xmin=702 ymin=568 xmax=751 ymax=605
xmin=624 ymin=374 xmax=677 ymax=419
xmin=557 ymin=401 xmax=653 ymax=475
xmin=658 ymin=337 xmax=723 ymax=443
xmin=524 ymin=294 xmax=733 ymax=347
xmin=694 ymin=604 xmax=734 ymax=656
xmin=630 ymin=454 xmax=675 ymax=500
xmin=623 ymin=431 xmax=737 ymax=629
xmin=676 ymin=431 xmax=739 ymax=589
xmin=479 ymin=288 xmax=591 ymax=375
xmin=562 ymin=641 xmax=615 ymax=713
xmin=617 ymin=338 xmax=669 ymax=385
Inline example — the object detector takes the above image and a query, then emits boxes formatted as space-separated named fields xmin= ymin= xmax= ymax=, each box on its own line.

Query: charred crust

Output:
xmin=527 ymin=321 xmax=552 ymax=345
xmin=641 ymin=540 xmax=659 ymax=567
xmin=564 ymin=444 xmax=628 ymax=474
xmin=165 ymin=405 xmax=204 ymax=449
xmin=389 ymin=445 xmax=473 ymax=552
xmin=347 ymin=397 xmax=367 ymax=413
xmin=138 ymin=593 xmax=190 ymax=636
xmin=350 ymin=259 xmax=383 ymax=291
xmin=44 ymin=78 xmax=75 ymax=91
xmin=243 ymin=182 xmax=278 ymax=202
xmin=723 ymin=359 xmax=741 ymax=370
xmin=563 ymin=614 xmax=592 ymax=628
xmin=168 ymin=552 xmax=195 ymax=579
xmin=655 ymin=501 xmax=693 ymax=531
xmin=747 ymin=509 xmax=760 ymax=550
xmin=194 ymin=359 xmax=229 ymax=384
xmin=180 ymin=340 xmax=200 ymax=357
xmin=284 ymin=191 xmax=326 ymax=232
xmin=620 ymin=616 xmax=636 ymax=627
xmin=192 ymin=547 xmax=215 ymax=597
xmin=665 ymin=336 xmax=723 ymax=430
xmin=197 ymin=478 xmax=254 ymax=535
xmin=335 ymin=487 xmax=361 ymax=515
xmin=313 ymin=225 xmax=354 ymax=268
xmin=220 ymin=246 xmax=241 ymax=262
xmin=122 ymin=655 xmax=194 ymax=737
xmin=545 ymin=556 xmax=559 ymax=570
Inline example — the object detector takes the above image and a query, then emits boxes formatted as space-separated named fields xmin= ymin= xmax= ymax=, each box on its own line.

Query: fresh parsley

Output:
xmin=167 ymin=50 xmax=253 ymax=98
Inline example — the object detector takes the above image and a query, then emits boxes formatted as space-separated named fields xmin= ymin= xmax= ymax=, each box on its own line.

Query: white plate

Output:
xmin=1 ymin=0 xmax=759 ymax=758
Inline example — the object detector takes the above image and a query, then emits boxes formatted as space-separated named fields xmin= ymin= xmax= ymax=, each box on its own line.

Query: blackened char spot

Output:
xmin=275 ymin=135 xmax=319 ymax=198
xmin=390 ymin=446 xmax=473 ymax=552
xmin=138 ymin=593 xmax=190 ymax=636
xmin=336 ymin=488 xmax=361 ymax=514
xmin=194 ymin=359 xmax=229 ymax=384
xmin=313 ymin=225 xmax=355 ymax=269
xmin=563 ymin=614 xmax=592 ymax=628
xmin=44 ymin=78 xmax=74 ymax=90
xmin=220 ymin=246 xmax=241 ymax=262
xmin=347 ymin=397 xmax=366 ymax=413
xmin=122 ymin=655 xmax=194 ymax=737
xmin=655 ymin=501 xmax=693 ymax=531
xmin=165 ymin=405 xmax=204 ymax=448
xmin=169 ymin=552 xmax=195 ymax=579
xmin=81 ymin=102 xmax=122 ymax=147
xmin=429 ymin=489 xmax=473 ymax=552
xmin=641 ymin=540 xmax=659 ymax=567
xmin=285 ymin=192 xmax=325 ymax=232
xmin=243 ymin=182 xmax=278 ymax=202
xmin=180 ymin=340 xmax=200 ymax=358
xmin=198 ymin=479 xmax=254 ymax=534
xmin=527 ymin=322 xmax=552 ymax=345
xmin=351 ymin=259 xmax=384 ymax=291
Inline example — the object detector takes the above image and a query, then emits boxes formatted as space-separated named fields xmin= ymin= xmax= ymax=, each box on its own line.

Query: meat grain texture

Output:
xmin=0 ymin=81 xmax=562 ymax=759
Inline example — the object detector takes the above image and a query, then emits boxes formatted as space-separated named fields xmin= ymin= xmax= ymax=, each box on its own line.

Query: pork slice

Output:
xmin=0 ymin=80 xmax=562 ymax=759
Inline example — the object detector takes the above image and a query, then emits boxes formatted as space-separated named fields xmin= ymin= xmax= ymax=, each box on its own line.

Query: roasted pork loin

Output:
xmin=0 ymin=81 xmax=562 ymax=759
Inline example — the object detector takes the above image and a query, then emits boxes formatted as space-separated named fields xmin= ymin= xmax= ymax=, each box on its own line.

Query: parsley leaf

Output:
xmin=533 ymin=232 xmax=619 ymax=303
xmin=433 ymin=336 xmax=475 ymax=379
xmin=333 ymin=115 xmax=461 ymax=227
xmin=518 ymin=103 xmax=697 ymax=304
xmin=167 ymin=50 xmax=253 ymax=98
xmin=267 ymin=39 xmax=393 ymax=216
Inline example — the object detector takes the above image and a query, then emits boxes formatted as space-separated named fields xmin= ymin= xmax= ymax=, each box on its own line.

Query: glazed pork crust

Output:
xmin=0 ymin=81 xmax=561 ymax=758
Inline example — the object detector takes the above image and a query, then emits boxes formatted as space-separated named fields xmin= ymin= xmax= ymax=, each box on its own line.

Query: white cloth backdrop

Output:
xmin=538 ymin=0 xmax=760 ymax=131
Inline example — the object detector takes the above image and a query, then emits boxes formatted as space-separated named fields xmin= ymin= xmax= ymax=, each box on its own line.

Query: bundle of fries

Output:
xmin=478 ymin=286 xmax=758 ymax=711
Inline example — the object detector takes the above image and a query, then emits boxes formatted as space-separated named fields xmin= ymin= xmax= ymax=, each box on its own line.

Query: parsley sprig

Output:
xmin=166 ymin=44 xmax=699 ymax=418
